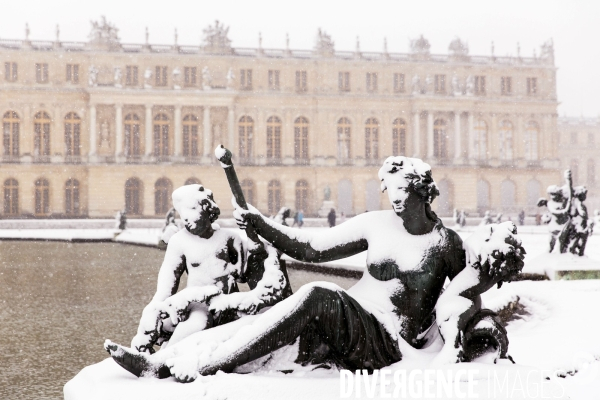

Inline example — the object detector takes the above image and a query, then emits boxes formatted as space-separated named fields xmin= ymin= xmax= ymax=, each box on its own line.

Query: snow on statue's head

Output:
xmin=378 ymin=156 xmax=439 ymax=216
xmin=172 ymin=184 xmax=220 ymax=235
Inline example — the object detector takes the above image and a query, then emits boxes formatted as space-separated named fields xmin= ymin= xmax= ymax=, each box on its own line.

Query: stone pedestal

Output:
xmin=318 ymin=200 xmax=335 ymax=218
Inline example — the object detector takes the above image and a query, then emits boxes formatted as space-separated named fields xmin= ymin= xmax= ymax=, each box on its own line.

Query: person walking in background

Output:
xmin=340 ymin=211 xmax=346 ymax=224
xmin=518 ymin=210 xmax=525 ymax=226
xmin=297 ymin=209 xmax=304 ymax=228
xmin=327 ymin=208 xmax=336 ymax=228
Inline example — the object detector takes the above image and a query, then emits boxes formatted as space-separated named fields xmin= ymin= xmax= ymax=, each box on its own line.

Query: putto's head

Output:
xmin=378 ymin=156 xmax=439 ymax=215
xmin=172 ymin=184 xmax=220 ymax=235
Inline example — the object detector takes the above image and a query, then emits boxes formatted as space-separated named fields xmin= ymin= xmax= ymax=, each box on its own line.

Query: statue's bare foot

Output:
xmin=104 ymin=340 xmax=171 ymax=379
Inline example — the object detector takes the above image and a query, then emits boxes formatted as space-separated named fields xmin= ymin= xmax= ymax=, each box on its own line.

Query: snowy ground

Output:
xmin=64 ymin=279 xmax=600 ymax=400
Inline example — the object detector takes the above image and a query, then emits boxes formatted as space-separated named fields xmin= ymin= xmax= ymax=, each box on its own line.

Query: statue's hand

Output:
xmin=466 ymin=222 xmax=526 ymax=286
xmin=131 ymin=300 xmax=167 ymax=353
xmin=163 ymin=286 xmax=222 ymax=325
xmin=231 ymin=196 xmax=261 ymax=230
xmin=208 ymin=291 xmax=262 ymax=315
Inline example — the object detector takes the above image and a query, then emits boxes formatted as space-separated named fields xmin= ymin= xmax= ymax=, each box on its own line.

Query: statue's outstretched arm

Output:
xmin=233 ymin=198 xmax=368 ymax=263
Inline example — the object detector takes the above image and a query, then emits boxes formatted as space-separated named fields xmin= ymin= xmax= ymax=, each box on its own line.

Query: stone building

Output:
xmin=557 ymin=116 xmax=599 ymax=212
xmin=0 ymin=19 xmax=561 ymax=218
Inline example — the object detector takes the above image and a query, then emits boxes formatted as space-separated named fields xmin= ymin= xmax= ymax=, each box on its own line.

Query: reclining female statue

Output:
xmin=106 ymin=156 xmax=525 ymax=382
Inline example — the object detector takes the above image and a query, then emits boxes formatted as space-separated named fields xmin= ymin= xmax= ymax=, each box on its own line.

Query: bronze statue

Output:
xmin=537 ymin=169 xmax=593 ymax=255
xmin=105 ymin=151 xmax=525 ymax=382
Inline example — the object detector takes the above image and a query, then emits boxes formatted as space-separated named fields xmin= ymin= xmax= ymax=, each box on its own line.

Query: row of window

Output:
xmin=3 ymin=62 xmax=539 ymax=95
xmin=568 ymin=131 xmax=596 ymax=146
xmin=1 ymin=177 xmax=310 ymax=217
xmin=1 ymin=110 xmax=544 ymax=162
xmin=569 ymin=159 xmax=596 ymax=184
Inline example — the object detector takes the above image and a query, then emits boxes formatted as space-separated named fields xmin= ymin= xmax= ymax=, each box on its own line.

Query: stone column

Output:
xmin=412 ymin=111 xmax=420 ymax=158
xmin=227 ymin=106 xmax=235 ymax=154
xmin=174 ymin=105 xmax=182 ymax=156
xmin=454 ymin=111 xmax=461 ymax=161
xmin=145 ymin=104 xmax=153 ymax=156
xmin=467 ymin=113 xmax=474 ymax=161
xmin=427 ymin=112 xmax=434 ymax=159
xmin=89 ymin=104 xmax=97 ymax=157
xmin=115 ymin=103 xmax=123 ymax=157
xmin=203 ymin=106 xmax=211 ymax=159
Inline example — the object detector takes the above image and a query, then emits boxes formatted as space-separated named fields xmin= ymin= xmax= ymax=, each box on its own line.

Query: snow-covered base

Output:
xmin=65 ymin=280 xmax=600 ymax=400
xmin=526 ymin=252 xmax=600 ymax=279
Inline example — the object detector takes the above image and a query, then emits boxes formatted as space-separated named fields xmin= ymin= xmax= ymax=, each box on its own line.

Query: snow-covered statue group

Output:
xmin=105 ymin=146 xmax=526 ymax=383
xmin=537 ymin=169 xmax=593 ymax=256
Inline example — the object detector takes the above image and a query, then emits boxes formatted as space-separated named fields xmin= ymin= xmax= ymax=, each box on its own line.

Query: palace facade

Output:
xmin=0 ymin=20 xmax=561 ymax=218
xmin=557 ymin=117 xmax=599 ymax=212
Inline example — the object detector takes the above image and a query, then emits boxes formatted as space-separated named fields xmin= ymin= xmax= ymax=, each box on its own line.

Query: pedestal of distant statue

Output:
xmin=318 ymin=200 xmax=335 ymax=218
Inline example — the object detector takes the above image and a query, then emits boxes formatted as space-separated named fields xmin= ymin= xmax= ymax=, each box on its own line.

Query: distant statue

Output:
xmin=410 ymin=35 xmax=431 ymax=55
xmin=314 ymin=28 xmax=335 ymax=55
xmin=88 ymin=65 xmax=98 ymax=87
xmin=143 ymin=67 xmax=152 ymax=89
xmin=115 ymin=210 xmax=127 ymax=231
xmin=537 ymin=169 xmax=593 ymax=255
xmin=411 ymin=74 xmax=421 ymax=94
xmin=172 ymin=67 xmax=181 ymax=90
xmin=226 ymin=68 xmax=235 ymax=90
xmin=480 ymin=210 xmax=493 ymax=225
xmin=518 ymin=210 xmax=525 ymax=226
xmin=465 ymin=75 xmax=475 ymax=95
xmin=202 ymin=66 xmax=211 ymax=90
xmin=448 ymin=37 xmax=469 ymax=56
xmin=113 ymin=67 xmax=122 ymax=88
xmin=451 ymin=75 xmax=462 ymax=96
xmin=323 ymin=186 xmax=331 ymax=201
xmin=158 ymin=207 xmax=179 ymax=250
xmin=88 ymin=16 xmax=120 ymax=48
xmin=202 ymin=20 xmax=232 ymax=53
xmin=494 ymin=213 xmax=503 ymax=224
xmin=459 ymin=210 xmax=467 ymax=227
xmin=99 ymin=121 xmax=110 ymax=151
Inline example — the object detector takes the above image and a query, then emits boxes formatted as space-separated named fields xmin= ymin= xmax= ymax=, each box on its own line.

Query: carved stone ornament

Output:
xmin=88 ymin=16 xmax=120 ymax=50
xmin=203 ymin=20 xmax=232 ymax=54
xmin=449 ymin=37 xmax=469 ymax=56
xmin=314 ymin=28 xmax=335 ymax=55
xmin=410 ymin=35 xmax=431 ymax=55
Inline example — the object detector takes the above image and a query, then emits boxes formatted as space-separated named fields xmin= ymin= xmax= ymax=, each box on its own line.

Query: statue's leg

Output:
xmin=549 ymin=234 xmax=556 ymax=252
xmin=195 ymin=284 xmax=401 ymax=378
xmin=163 ymin=304 xmax=210 ymax=348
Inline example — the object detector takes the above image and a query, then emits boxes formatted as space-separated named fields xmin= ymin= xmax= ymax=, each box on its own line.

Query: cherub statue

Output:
xmin=158 ymin=207 xmax=178 ymax=249
xmin=537 ymin=169 xmax=593 ymax=255
xmin=125 ymin=184 xmax=291 ymax=357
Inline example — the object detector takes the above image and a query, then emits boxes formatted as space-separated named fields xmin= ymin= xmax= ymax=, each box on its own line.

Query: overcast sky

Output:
xmin=1 ymin=0 xmax=598 ymax=117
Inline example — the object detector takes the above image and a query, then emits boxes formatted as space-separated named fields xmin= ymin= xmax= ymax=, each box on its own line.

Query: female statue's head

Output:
xmin=378 ymin=156 xmax=439 ymax=220
xmin=172 ymin=184 xmax=220 ymax=235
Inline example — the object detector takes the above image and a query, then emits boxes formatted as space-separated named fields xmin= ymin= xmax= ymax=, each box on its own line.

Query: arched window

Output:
xmin=125 ymin=178 xmax=143 ymax=215
xmin=124 ymin=114 xmax=141 ymax=158
xmin=3 ymin=178 xmax=18 ymax=216
xmin=238 ymin=116 xmax=254 ymax=161
xmin=64 ymin=112 xmax=81 ymax=157
xmin=337 ymin=117 xmax=351 ymax=163
xmin=266 ymin=116 xmax=282 ymax=161
xmin=498 ymin=120 xmax=514 ymax=161
xmin=473 ymin=120 xmax=488 ymax=160
xmin=34 ymin=111 xmax=51 ymax=157
xmin=524 ymin=121 xmax=539 ymax=161
xmin=392 ymin=118 xmax=406 ymax=156
xmin=153 ymin=113 xmax=170 ymax=158
xmin=2 ymin=111 xmax=19 ymax=157
xmin=365 ymin=179 xmax=380 ymax=211
xmin=500 ymin=180 xmax=516 ymax=211
xmin=477 ymin=179 xmax=490 ymax=214
xmin=65 ymin=179 xmax=80 ymax=215
xmin=295 ymin=180 xmax=309 ymax=212
xmin=182 ymin=114 xmax=199 ymax=157
xmin=588 ymin=159 xmax=596 ymax=184
xmin=155 ymin=178 xmax=173 ymax=215
xmin=241 ymin=179 xmax=255 ymax=206
xmin=365 ymin=118 xmax=379 ymax=161
xmin=526 ymin=179 xmax=541 ymax=211
xmin=433 ymin=119 xmax=447 ymax=159
xmin=184 ymin=177 xmax=201 ymax=185
xmin=267 ymin=180 xmax=281 ymax=215
xmin=294 ymin=117 xmax=309 ymax=162
xmin=35 ymin=178 xmax=50 ymax=216
xmin=436 ymin=179 xmax=453 ymax=216
xmin=337 ymin=179 xmax=353 ymax=216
